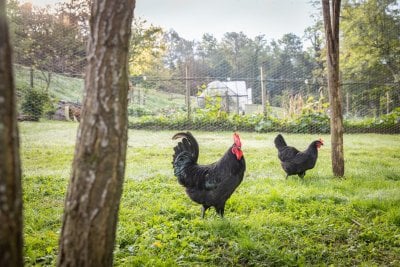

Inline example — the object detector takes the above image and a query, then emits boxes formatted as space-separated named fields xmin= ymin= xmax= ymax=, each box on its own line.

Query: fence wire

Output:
xmin=9 ymin=1 xmax=400 ymax=134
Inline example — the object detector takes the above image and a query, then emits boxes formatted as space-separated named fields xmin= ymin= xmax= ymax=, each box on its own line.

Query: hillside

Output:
xmin=14 ymin=65 xmax=288 ymax=118
xmin=15 ymin=65 xmax=84 ymax=103
xmin=14 ymin=65 xmax=186 ymax=112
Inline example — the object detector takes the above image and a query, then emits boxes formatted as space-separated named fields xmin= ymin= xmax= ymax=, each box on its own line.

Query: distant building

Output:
xmin=197 ymin=80 xmax=252 ymax=114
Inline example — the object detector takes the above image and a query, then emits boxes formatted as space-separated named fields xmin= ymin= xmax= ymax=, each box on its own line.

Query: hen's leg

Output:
xmin=298 ymin=172 xmax=305 ymax=179
xmin=201 ymin=205 xmax=210 ymax=218
xmin=216 ymin=205 xmax=225 ymax=218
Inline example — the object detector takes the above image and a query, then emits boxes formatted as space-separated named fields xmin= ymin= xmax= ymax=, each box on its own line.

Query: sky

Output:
xmin=28 ymin=0 xmax=318 ymax=41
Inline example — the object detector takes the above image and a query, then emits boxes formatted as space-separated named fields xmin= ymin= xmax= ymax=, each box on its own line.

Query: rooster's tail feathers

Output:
xmin=172 ymin=132 xmax=199 ymax=163
xmin=274 ymin=134 xmax=287 ymax=149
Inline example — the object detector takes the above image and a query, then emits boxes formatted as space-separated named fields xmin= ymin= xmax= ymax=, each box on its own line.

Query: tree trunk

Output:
xmin=322 ymin=0 xmax=344 ymax=177
xmin=0 ymin=0 xmax=24 ymax=266
xmin=57 ymin=1 xmax=135 ymax=266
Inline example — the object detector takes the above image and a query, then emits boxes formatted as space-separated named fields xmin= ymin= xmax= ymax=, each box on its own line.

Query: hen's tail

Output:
xmin=172 ymin=132 xmax=199 ymax=164
xmin=274 ymin=134 xmax=287 ymax=149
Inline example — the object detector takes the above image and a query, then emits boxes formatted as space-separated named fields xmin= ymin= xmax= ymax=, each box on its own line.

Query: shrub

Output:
xmin=344 ymin=107 xmax=400 ymax=133
xmin=128 ymin=106 xmax=400 ymax=134
xmin=290 ymin=111 xmax=330 ymax=134
xmin=254 ymin=116 xmax=281 ymax=132
xmin=373 ymin=107 xmax=400 ymax=127
xmin=128 ymin=106 xmax=154 ymax=117
xmin=20 ymin=88 xmax=50 ymax=121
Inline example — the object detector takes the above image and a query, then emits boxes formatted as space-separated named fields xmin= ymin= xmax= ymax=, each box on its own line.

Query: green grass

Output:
xmin=15 ymin=65 xmax=84 ymax=102
xmin=15 ymin=65 xmax=185 ymax=112
xmin=20 ymin=121 xmax=400 ymax=266
xmin=132 ymin=87 xmax=186 ymax=112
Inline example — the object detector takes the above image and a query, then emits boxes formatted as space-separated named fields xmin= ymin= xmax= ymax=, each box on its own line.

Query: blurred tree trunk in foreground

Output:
xmin=0 ymin=0 xmax=23 ymax=266
xmin=57 ymin=0 xmax=136 ymax=266
xmin=322 ymin=0 xmax=345 ymax=177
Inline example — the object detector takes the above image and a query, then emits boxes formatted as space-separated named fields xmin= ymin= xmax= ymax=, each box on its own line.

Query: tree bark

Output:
xmin=57 ymin=1 xmax=135 ymax=266
xmin=0 ymin=0 xmax=24 ymax=266
xmin=322 ymin=0 xmax=345 ymax=177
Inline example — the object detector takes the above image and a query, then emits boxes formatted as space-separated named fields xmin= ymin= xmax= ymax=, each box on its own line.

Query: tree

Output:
xmin=340 ymin=0 xmax=400 ymax=115
xmin=57 ymin=0 xmax=136 ymax=266
xmin=220 ymin=32 xmax=250 ymax=78
xmin=194 ymin=33 xmax=218 ymax=78
xmin=0 ymin=0 xmax=23 ymax=266
xmin=162 ymin=30 xmax=196 ymax=94
xmin=322 ymin=0 xmax=344 ymax=177
xmin=341 ymin=0 xmax=400 ymax=83
xmin=244 ymin=35 xmax=268 ymax=104
xmin=267 ymin=33 xmax=314 ymax=106
xmin=303 ymin=20 xmax=325 ymax=84
xmin=129 ymin=18 xmax=164 ymax=76
xmin=10 ymin=2 xmax=87 ymax=78
xmin=196 ymin=33 xmax=218 ymax=63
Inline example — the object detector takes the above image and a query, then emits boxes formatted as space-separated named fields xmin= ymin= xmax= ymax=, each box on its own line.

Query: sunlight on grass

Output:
xmin=19 ymin=121 xmax=400 ymax=266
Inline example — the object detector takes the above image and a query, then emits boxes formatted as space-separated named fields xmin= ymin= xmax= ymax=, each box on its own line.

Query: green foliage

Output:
xmin=20 ymin=88 xmax=51 ymax=121
xmin=373 ymin=107 xmax=400 ymax=127
xmin=203 ymin=95 xmax=225 ymax=116
xmin=254 ymin=116 xmax=281 ymax=132
xmin=128 ymin=92 xmax=397 ymax=134
xmin=10 ymin=2 xmax=86 ymax=75
xmin=129 ymin=106 xmax=400 ymax=134
xmin=128 ymin=106 xmax=154 ymax=117
xmin=129 ymin=18 xmax=165 ymax=76
xmin=287 ymin=95 xmax=330 ymax=133
xmin=129 ymin=112 xmax=264 ymax=132
xmin=341 ymin=0 xmax=400 ymax=83
xmin=288 ymin=112 xmax=330 ymax=134
xmin=20 ymin=122 xmax=400 ymax=266
xmin=345 ymin=107 xmax=400 ymax=133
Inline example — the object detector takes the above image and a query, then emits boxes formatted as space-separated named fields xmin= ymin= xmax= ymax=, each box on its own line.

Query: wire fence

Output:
xmin=15 ymin=66 xmax=400 ymax=134
xmin=9 ymin=1 xmax=400 ymax=134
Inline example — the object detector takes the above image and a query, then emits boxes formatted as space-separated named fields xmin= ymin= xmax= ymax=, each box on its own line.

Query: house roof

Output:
xmin=204 ymin=80 xmax=247 ymax=96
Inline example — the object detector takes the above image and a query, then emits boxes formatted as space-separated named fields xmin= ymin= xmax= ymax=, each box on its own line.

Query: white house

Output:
xmin=197 ymin=80 xmax=252 ymax=114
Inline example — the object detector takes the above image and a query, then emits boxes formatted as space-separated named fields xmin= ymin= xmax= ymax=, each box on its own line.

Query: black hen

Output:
xmin=274 ymin=134 xmax=323 ymax=179
xmin=172 ymin=132 xmax=246 ymax=218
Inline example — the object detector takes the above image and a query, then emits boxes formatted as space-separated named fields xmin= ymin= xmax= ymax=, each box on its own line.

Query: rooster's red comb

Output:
xmin=233 ymin=132 xmax=241 ymax=147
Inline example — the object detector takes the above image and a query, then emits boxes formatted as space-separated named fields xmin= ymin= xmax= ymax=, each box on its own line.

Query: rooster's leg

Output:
xmin=216 ymin=207 xmax=225 ymax=218
xmin=298 ymin=172 xmax=305 ymax=179
xmin=201 ymin=205 xmax=210 ymax=218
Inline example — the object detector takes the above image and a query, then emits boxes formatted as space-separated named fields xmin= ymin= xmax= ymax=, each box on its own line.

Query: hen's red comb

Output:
xmin=319 ymin=138 xmax=324 ymax=144
xmin=233 ymin=132 xmax=241 ymax=147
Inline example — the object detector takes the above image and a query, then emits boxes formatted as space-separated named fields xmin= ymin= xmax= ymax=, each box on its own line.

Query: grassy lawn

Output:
xmin=20 ymin=121 xmax=400 ymax=266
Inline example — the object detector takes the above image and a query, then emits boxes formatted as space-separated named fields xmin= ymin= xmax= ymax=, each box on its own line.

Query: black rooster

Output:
xmin=172 ymin=132 xmax=246 ymax=218
xmin=274 ymin=134 xmax=323 ymax=179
